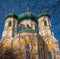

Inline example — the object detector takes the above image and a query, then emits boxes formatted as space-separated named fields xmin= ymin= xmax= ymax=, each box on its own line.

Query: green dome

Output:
xmin=38 ymin=12 xmax=50 ymax=18
xmin=18 ymin=12 xmax=38 ymax=22
xmin=5 ymin=13 xmax=17 ymax=19
xmin=19 ymin=28 xmax=36 ymax=33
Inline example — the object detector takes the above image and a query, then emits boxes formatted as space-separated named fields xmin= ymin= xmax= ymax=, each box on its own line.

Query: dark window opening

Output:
xmin=26 ymin=24 xmax=31 ymax=29
xmin=25 ymin=44 xmax=30 ymax=50
xmin=20 ymin=24 xmax=25 ymax=29
xmin=4 ymin=50 xmax=12 ymax=59
xmin=48 ymin=51 xmax=52 ymax=59
xmin=24 ymin=44 xmax=30 ymax=59
xmin=8 ymin=21 xmax=12 ymax=26
xmin=44 ymin=20 xmax=47 ymax=26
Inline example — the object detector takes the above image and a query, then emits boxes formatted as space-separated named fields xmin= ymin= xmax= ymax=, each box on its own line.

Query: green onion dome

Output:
xmin=19 ymin=28 xmax=36 ymax=33
xmin=5 ymin=13 xmax=17 ymax=19
xmin=38 ymin=12 xmax=50 ymax=19
xmin=18 ymin=12 xmax=38 ymax=22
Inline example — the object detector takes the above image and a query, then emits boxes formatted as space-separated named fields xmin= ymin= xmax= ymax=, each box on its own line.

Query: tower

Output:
xmin=0 ymin=11 xmax=60 ymax=59
xmin=38 ymin=12 xmax=53 ymax=36
xmin=2 ymin=13 xmax=17 ymax=37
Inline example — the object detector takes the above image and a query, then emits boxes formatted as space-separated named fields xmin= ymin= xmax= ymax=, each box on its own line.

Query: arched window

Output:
xmin=4 ymin=51 xmax=9 ymax=59
xmin=26 ymin=24 xmax=31 ymax=29
xmin=24 ymin=44 xmax=30 ymax=59
xmin=20 ymin=24 xmax=25 ymax=29
xmin=48 ymin=51 xmax=52 ymax=59
xmin=8 ymin=21 xmax=12 ymax=26
xmin=4 ymin=50 xmax=17 ymax=59
xmin=44 ymin=20 xmax=47 ymax=26
xmin=4 ymin=50 xmax=12 ymax=59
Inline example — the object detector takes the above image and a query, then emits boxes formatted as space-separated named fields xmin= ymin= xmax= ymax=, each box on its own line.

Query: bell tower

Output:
xmin=38 ymin=12 xmax=53 ymax=36
xmin=2 ymin=12 xmax=17 ymax=37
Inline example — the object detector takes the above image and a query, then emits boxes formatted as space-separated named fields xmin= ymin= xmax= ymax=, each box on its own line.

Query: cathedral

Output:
xmin=0 ymin=12 xmax=60 ymax=59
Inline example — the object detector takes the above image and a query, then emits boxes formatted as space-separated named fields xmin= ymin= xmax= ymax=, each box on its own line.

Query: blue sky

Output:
xmin=0 ymin=0 xmax=60 ymax=43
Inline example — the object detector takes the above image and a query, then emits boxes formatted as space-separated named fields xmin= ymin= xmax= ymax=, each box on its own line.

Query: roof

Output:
xmin=38 ymin=12 xmax=50 ymax=19
xmin=5 ymin=13 xmax=17 ymax=19
xmin=5 ymin=12 xmax=50 ymax=22
xmin=19 ymin=28 xmax=36 ymax=33
xmin=18 ymin=12 xmax=38 ymax=22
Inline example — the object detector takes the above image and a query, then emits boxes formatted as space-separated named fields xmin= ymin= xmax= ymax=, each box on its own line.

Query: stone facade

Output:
xmin=0 ymin=12 xmax=60 ymax=59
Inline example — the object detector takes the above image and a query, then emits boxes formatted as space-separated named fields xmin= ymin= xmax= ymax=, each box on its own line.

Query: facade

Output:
xmin=0 ymin=12 xmax=60 ymax=59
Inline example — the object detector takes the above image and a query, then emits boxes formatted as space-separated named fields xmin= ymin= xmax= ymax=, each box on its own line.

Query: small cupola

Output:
xmin=38 ymin=12 xmax=50 ymax=19
xmin=18 ymin=12 xmax=38 ymax=22
xmin=5 ymin=12 xmax=17 ymax=19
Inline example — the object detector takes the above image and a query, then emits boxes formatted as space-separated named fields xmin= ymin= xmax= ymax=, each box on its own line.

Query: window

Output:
xmin=8 ymin=21 xmax=12 ymax=26
xmin=4 ymin=52 xmax=9 ymax=59
xmin=26 ymin=24 xmax=31 ymax=29
xmin=25 ymin=44 xmax=30 ymax=50
xmin=20 ymin=24 xmax=25 ymax=29
xmin=48 ymin=51 xmax=52 ymax=59
xmin=4 ymin=50 xmax=12 ymax=59
xmin=24 ymin=44 xmax=30 ymax=59
xmin=44 ymin=20 xmax=47 ymax=26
